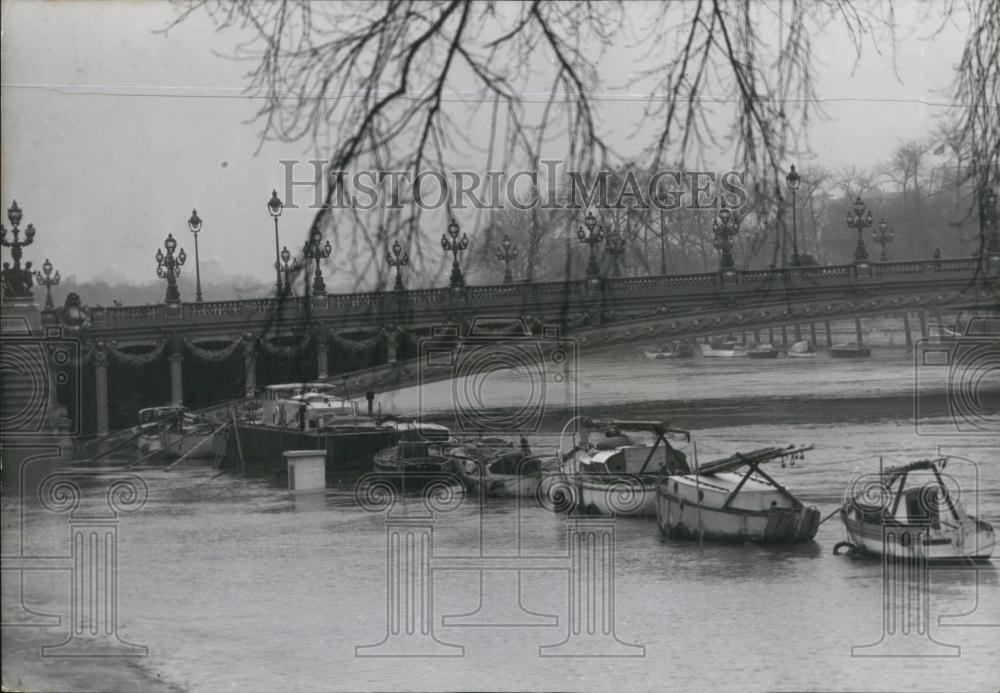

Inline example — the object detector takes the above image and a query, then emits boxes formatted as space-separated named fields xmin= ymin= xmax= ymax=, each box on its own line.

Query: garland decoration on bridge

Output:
xmin=326 ymin=325 xmax=404 ymax=352
xmin=184 ymin=336 xmax=244 ymax=362
xmin=106 ymin=339 xmax=167 ymax=366
xmin=257 ymin=332 xmax=312 ymax=356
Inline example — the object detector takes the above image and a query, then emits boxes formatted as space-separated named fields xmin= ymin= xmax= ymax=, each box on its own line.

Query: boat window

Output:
xmin=903 ymin=488 xmax=940 ymax=528
xmin=489 ymin=453 xmax=538 ymax=476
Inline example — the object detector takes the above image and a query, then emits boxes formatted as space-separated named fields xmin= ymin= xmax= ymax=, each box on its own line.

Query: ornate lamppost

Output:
xmin=387 ymin=240 xmax=410 ymax=290
xmin=605 ymin=228 xmax=627 ymax=277
xmin=712 ymin=208 xmax=739 ymax=271
xmin=441 ymin=218 xmax=469 ymax=288
xmin=303 ymin=228 xmax=333 ymax=295
xmin=156 ymin=233 xmax=187 ymax=304
xmin=35 ymin=258 xmax=60 ymax=310
xmin=577 ymin=211 xmax=605 ymax=278
xmin=495 ymin=234 xmax=518 ymax=283
xmin=267 ymin=190 xmax=284 ymax=293
xmin=786 ymin=164 xmax=801 ymax=266
xmin=275 ymin=245 xmax=302 ymax=296
xmin=188 ymin=209 xmax=204 ymax=302
xmin=872 ymin=218 xmax=895 ymax=262
xmin=0 ymin=201 xmax=37 ymax=299
xmin=845 ymin=195 xmax=874 ymax=263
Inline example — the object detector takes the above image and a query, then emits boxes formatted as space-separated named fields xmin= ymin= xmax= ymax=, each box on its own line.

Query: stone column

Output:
xmin=168 ymin=351 xmax=183 ymax=406
xmin=387 ymin=331 xmax=399 ymax=364
xmin=315 ymin=334 xmax=329 ymax=379
xmin=94 ymin=345 xmax=109 ymax=436
xmin=242 ymin=336 xmax=257 ymax=398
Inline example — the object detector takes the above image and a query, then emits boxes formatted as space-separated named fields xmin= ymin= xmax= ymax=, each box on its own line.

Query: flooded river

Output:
xmin=3 ymin=348 xmax=999 ymax=691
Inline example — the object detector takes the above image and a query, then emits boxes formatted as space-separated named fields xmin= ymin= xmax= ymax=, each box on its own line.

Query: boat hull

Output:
xmin=577 ymin=478 xmax=656 ymax=516
xmin=461 ymin=463 xmax=541 ymax=497
xmin=747 ymin=349 xmax=779 ymax=359
xmin=657 ymin=488 xmax=819 ymax=542
xmin=699 ymin=344 xmax=747 ymax=358
xmin=785 ymin=350 xmax=816 ymax=358
xmin=162 ymin=430 xmax=228 ymax=459
xmin=840 ymin=511 xmax=995 ymax=561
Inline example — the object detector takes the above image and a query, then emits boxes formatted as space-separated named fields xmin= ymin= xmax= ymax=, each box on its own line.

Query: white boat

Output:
xmin=643 ymin=341 xmax=694 ymax=359
xmin=786 ymin=340 xmax=817 ymax=358
xmin=838 ymin=458 xmax=994 ymax=561
xmin=565 ymin=419 xmax=692 ymax=517
xmin=656 ymin=445 xmax=819 ymax=543
xmin=460 ymin=449 xmax=554 ymax=498
xmin=699 ymin=339 xmax=748 ymax=358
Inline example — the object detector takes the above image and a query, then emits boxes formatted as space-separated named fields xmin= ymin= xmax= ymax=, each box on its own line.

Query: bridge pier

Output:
xmin=824 ymin=321 xmax=832 ymax=347
xmin=768 ymin=327 xmax=775 ymax=345
xmin=169 ymin=351 xmax=183 ymax=406
xmin=95 ymin=346 xmax=110 ymax=436
xmin=781 ymin=325 xmax=788 ymax=348
xmin=809 ymin=322 xmax=817 ymax=346
xmin=918 ymin=310 xmax=928 ymax=340
xmin=316 ymin=336 xmax=329 ymax=379
xmin=753 ymin=328 xmax=760 ymax=344
xmin=854 ymin=317 xmax=863 ymax=345
xmin=794 ymin=324 xmax=802 ymax=342
xmin=243 ymin=337 xmax=257 ymax=398
xmin=902 ymin=313 xmax=913 ymax=351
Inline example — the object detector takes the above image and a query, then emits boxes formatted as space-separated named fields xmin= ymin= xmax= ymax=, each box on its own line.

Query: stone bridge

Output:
xmin=32 ymin=257 xmax=1000 ymax=434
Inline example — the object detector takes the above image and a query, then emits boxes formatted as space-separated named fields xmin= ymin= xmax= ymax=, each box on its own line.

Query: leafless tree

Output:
xmin=164 ymin=0 xmax=999 ymax=284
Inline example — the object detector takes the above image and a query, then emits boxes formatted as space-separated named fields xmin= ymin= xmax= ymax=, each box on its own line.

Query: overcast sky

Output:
xmin=1 ymin=1 xmax=968 ymax=287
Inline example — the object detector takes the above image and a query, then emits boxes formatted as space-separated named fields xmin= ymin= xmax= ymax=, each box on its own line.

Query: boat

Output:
xmin=372 ymin=440 xmax=461 ymax=489
xmin=746 ymin=343 xmax=779 ymax=359
xmin=786 ymin=340 xmax=817 ymax=358
xmin=643 ymin=341 xmax=694 ymax=359
xmin=655 ymin=444 xmax=820 ymax=543
xmin=138 ymin=405 xmax=227 ymax=459
xmin=837 ymin=458 xmax=994 ymax=561
xmin=225 ymin=382 xmax=450 ymax=478
xmin=560 ymin=419 xmax=692 ymax=517
xmin=699 ymin=338 xmax=748 ymax=358
xmin=459 ymin=447 xmax=555 ymax=498
xmin=828 ymin=342 xmax=871 ymax=358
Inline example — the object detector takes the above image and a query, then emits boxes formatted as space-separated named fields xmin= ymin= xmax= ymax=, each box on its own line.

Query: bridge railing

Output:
xmin=86 ymin=256 xmax=990 ymax=330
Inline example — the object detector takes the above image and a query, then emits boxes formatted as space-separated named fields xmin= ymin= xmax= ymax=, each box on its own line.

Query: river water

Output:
xmin=3 ymin=348 xmax=999 ymax=692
